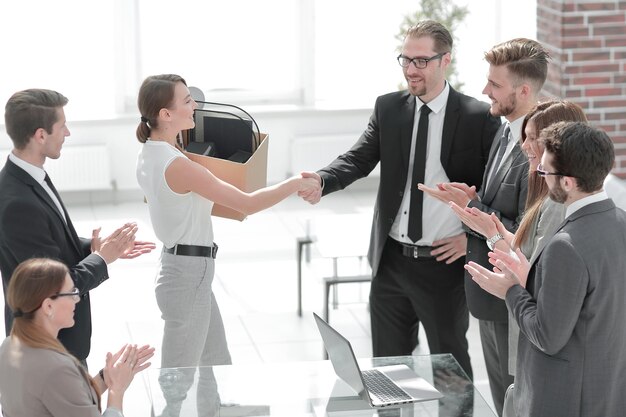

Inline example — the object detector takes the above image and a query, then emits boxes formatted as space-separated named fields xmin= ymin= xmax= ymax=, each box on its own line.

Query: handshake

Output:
xmin=296 ymin=171 xmax=323 ymax=204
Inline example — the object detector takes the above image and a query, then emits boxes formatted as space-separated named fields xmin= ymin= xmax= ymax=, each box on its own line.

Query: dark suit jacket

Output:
xmin=0 ymin=158 xmax=108 ymax=360
xmin=318 ymin=87 xmax=501 ymax=276
xmin=464 ymin=124 xmax=529 ymax=321
xmin=506 ymin=199 xmax=626 ymax=417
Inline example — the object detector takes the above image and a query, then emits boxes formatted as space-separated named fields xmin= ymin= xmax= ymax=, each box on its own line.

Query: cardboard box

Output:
xmin=184 ymin=134 xmax=268 ymax=221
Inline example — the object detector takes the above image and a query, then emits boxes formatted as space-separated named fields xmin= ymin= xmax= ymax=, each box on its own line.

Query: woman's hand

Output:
xmin=449 ymin=203 xmax=500 ymax=238
xmin=492 ymin=213 xmax=516 ymax=248
xmin=294 ymin=174 xmax=322 ymax=204
xmin=103 ymin=344 xmax=137 ymax=394
xmin=133 ymin=344 xmax=155 ymax=375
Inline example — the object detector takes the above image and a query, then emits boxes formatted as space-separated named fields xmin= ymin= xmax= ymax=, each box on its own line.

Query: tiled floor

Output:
xmin=1 ymin=186 xmax=495 ymax=416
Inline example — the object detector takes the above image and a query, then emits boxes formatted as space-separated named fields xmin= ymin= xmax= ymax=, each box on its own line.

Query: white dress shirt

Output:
xmin=9 ymin=152 xmax=66 ymax=223
xmin=390 ymin=83 xmax=464 ymax=246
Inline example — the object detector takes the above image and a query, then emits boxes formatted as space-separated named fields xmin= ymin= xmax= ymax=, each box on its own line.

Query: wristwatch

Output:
xmin=486 ymin=233 xmax=504 ymax=250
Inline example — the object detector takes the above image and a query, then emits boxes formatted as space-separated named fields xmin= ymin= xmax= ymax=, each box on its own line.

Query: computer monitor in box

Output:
xmin=189 ymin=108 xmax=254 ymax=162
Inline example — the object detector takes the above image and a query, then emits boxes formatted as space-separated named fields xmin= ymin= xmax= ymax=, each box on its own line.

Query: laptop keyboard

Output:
xmin=361 ymin=369 xmax=412 ymax=403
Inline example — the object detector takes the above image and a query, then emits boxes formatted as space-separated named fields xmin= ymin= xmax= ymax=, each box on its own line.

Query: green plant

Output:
xmin=396 ymin=0 xmax=469 ymax=91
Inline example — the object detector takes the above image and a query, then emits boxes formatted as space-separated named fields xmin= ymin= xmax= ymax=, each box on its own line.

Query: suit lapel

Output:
xmin=5 ymin=159 xmax=83 ymax=256
xmin=399 ymin=92 xmax=416 ymax=174
xmin=529 ymin=198 xmax=616 ymax=269
xmin=479 ymin=124 xmax=506 ymax=199
xmin=440 ymin=88 xmax=460 ymax=168
xmin=482 ymin=142 xmax=523 ymax=203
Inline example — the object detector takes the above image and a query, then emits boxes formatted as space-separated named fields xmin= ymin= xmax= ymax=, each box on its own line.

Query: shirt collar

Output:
xmin=416 ymin=82 xmax=449 ymax=114
xmin=507 ymin=115 xmax=526 ymax=143
xmin=8 ymin=152 xmax=46 ymax=184
xmin=565 ymin=190 xmax=609 ymax=218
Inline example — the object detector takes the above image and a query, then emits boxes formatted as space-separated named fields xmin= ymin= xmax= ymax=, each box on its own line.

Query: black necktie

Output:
xmin=408 ymin=104 xmax=431 ymax=243
xmin=488 ymin=124 xmax=511 ymax=187
xmin=44 ymin=173 xmax=81 ymax=246
xmin=44 ymin=173 xmax=68 ymax=222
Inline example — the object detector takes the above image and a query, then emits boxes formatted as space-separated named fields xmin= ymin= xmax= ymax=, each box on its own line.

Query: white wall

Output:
xmin=0 ymin=107 xmax=373 ymax=195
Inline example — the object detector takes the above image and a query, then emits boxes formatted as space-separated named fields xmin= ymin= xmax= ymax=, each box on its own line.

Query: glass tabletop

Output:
xmin=145 ymin=354 xmax=495 ymax=417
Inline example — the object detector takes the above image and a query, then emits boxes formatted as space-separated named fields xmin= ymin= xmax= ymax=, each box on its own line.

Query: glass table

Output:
xmin=145 ymin=354 xmax=495 ymax=417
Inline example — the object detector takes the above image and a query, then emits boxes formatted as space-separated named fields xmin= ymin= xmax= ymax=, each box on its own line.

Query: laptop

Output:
xmin=313 ymin=313 xmax=443 ymax=408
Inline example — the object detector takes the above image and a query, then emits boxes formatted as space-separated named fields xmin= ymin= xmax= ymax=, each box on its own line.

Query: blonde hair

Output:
xmin=484 ymin=38 xmax=550 ymax=92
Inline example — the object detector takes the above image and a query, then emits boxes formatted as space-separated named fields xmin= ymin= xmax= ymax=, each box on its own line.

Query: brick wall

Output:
xmin=537 ymin=0 xmax=626 ymax=177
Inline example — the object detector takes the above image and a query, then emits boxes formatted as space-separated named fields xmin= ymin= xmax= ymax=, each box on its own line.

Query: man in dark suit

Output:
xmin=421 ymin=38 xmax=550 ymax=416
xmin=0 ymin=89 xmax=155 ymax=362
xmin=467 ymin=122 xmax=626 ymax=417
xmin=300 ymin=20 xmax=500 ymax=378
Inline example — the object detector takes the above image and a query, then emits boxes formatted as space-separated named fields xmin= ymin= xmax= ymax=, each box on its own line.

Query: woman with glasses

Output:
xmin=0 ymin=258 xmax=154 ymax=417
xmin=448 ymin=99 xmax=587 ymax=369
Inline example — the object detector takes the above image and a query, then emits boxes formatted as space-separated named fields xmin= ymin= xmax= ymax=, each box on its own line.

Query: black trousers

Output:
xmin=370 ymin=239 xmax=472 ymax=379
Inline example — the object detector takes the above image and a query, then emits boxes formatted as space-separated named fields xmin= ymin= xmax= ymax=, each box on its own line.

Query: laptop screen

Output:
xmin=313 ymin=313 xmax=367 ymax=396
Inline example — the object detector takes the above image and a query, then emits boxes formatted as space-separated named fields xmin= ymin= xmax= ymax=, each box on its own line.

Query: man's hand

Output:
xmin=464 ymin=260 xmax=521 ymax=299
xmin=120 ymin=240 xmax=157 ymax=259
xmin=94 ymin=222 xmax=138 ymax=264
xmin=91 ymin=227 xmax=102 ymax=253
xmin=431 ymin=233 xmax=467 ymax=264
xmin=298 ymin=171 xmax=322 ymax=205
xmin=488 ymin=247 xmax=530 ymax=288
xmin=418 ymin=182 xmax=475 ymax=207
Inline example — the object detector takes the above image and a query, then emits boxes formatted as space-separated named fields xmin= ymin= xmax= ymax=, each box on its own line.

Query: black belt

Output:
xmin=164 ymin=243 xmax=218 ymax=258
xmin=389 ymin=238 xmax=434 ymax=259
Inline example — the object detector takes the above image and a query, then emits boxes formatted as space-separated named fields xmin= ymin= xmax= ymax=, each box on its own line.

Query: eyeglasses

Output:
xmin=536 ymin=164 xmax=575 ymax=178
xmin=50 ymin=287 xmax=80 ymax=301
xmin=397 ymin=52 xmax=448 ymax=69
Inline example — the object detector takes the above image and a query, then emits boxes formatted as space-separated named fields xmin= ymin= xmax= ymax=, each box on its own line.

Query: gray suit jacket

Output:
xmin=506 ymin=199 xmax=626 ymax=417
xmin=465 ymin=124 xmax=529 ymax=321
xmin=508 ymin=197 xmax=564 ymax=375
xmin=0 ymin=337 xmax=122 ymax=416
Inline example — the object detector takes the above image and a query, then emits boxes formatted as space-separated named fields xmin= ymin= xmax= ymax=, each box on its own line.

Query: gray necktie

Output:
xmin=488 ymin=124 xmax=511 ymax=187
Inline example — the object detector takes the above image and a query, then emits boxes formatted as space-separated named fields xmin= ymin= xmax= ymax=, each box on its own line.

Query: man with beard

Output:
xmin=466 ymin=122 xmax=626 ymax=417
xmin=420 ymin=38 xmax=550 ymax=416
xmin=299 ymin=20 xmax=500 ymax=380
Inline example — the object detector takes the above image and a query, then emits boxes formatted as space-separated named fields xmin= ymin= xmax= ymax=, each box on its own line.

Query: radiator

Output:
xmin=44 ymin=145 xmax=113 ymax=191
xmin=289 ymin=133 xmax=380 ymax=176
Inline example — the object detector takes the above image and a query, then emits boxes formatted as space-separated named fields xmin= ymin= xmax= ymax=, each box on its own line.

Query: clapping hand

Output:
xmin=488 ymin=247 xmax=530 ymax=288
xmin=92 ymin=223 xmax=137 ymax=264
xmin=103 ymin=344 xmax=155 ymax=392
xmin=121 ymin=240 xmax=157 ymax=259
xmin=418 ymin=182 xmax=475 ymax=207
xmin=464 ymin=256 xmax=523 ymax=300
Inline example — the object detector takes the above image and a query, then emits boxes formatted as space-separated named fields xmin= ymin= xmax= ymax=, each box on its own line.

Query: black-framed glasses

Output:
xmin=536 ymin=164 xmax=575 ymax=178
xmin=397 ymin=52 xmax=448 ymax=69
xmin=50 ymin=287 xmax=80 ymax=301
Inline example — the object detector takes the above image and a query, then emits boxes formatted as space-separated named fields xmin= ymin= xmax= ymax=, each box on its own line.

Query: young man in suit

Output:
xmin=466 ymin=122 xmax=626 ymax=417
xmin=421 ymin=38 xmax=550 ymax=416
xmin=300 ymin=20 xmax=501 ymax=378
xmin=420 ymin=38 xmax=549 ymax=415
xmin=0 ymin=89 xmax=155 ymax=363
